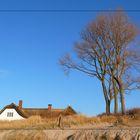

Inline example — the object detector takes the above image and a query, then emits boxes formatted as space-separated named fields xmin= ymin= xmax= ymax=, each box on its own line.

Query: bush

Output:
xmin=126 ymin=108 xmax=140 ymax=116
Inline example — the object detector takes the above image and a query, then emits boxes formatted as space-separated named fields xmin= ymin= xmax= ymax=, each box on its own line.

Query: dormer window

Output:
xmin=7 ymin=112 xmax=13 ymax=117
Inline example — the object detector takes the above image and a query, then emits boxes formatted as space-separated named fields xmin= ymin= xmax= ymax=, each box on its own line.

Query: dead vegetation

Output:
xmin=0 ymin=109 xmax=140 ymax=130
xmin=126 ymin=108 xmax=140 ymax=116
xmin=0 ymin=111 xmax=139 ymax=140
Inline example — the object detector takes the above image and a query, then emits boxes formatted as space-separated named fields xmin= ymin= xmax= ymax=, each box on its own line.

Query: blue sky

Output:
xmin=0 ymin=0 xmax=139 ymax=115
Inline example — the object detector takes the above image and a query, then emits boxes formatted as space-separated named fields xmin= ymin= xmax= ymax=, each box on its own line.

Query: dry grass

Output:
xmin=0 ymin=116 xmax=56 ymax=129
xmin=0 ymin=114 xmax=139 ymax=129
xmin=0 ymin=114 xmax=139 ymax=140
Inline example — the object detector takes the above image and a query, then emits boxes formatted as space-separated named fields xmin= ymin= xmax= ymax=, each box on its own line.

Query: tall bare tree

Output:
xmin=59 ymin=11 xmax=138 ymax=115
xmin=106 ymin=12 xmax=138 ymax=114
xmin=60 ymin=16 xmax=114 ymax=115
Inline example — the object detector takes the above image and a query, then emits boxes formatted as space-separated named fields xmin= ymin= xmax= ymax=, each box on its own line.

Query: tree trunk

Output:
xmin=101 ymin=80 xmax=110 ymax=115
xmin=112 ymin=77 xmax=118 ymax=114
xmin=106 ymin=99 xmax=110 ymax=115
xmin=119 ymin=79 xmax=125 ymax=115
xmin=114 ymin=91 xmax=118 ymax=114
xmin=115 ymin=77 xmax=125 ymax=115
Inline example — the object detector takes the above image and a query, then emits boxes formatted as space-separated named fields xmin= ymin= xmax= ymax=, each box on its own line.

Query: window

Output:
xmin=7 ymin=112 xmax=13 ymax=117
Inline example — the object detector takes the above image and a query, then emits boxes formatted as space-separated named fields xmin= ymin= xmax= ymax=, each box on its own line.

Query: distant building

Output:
xmin=0 ymin=100 xmax=76 ymax=121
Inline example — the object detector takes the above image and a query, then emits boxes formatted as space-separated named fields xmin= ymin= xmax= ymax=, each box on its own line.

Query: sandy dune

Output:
xmin=0 ymin=127 xmax=139 ymax=140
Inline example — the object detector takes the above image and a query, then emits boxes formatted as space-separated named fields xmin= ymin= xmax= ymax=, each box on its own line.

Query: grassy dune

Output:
xmin=0 ymin=109 xmax=140 ymax=140
xmin=0 ymin=114 xmax=139 ymax=130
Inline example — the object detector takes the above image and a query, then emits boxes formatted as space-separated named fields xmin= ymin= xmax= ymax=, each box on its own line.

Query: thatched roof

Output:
xmin=0 ymin=103 xmax=76 ymax=118
xmin=0 ymin=103 xmax=27 ymax=118
xmin=22 ymin=106 xmax=76 ymax=118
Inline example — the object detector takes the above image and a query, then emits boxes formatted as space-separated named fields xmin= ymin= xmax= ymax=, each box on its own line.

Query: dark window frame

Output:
xmin=7 ymin=112 xmax=13 ymax=117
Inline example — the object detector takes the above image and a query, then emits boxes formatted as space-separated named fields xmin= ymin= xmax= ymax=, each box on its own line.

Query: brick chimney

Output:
xmin=18 ymin=100 xmax=23 ymax=110
xmin=48 ymin=104 xmax=52 ymax=110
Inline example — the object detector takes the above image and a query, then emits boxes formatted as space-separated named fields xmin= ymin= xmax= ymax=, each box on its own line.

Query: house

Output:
xmin=0 ymin=100 xmax=76 ymax=121
xmin=0 ymin=102 xmax=27 ymax=120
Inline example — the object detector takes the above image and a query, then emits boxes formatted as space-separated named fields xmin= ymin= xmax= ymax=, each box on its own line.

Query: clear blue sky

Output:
xmin=0 ymin=0 xmax=140 ymax=115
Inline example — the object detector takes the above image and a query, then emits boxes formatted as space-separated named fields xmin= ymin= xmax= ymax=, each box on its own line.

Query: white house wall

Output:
xmin=0 ymin=108 xmax=25 ymax=120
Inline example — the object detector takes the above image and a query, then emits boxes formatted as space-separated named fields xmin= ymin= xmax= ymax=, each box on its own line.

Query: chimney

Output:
xmin=48 ymin=104 xmax=52 ymax=110
xmin=18 ymin=100 xmax=23 ymax=109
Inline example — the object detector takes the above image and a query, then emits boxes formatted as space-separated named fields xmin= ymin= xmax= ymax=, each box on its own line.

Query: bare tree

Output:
xmin=106 ymin=12 xmax=138 ymax=114
xmin=60 ymin=16 xmax=114 ymax=115
xmin=59 ymin=11 xmax=138 ymax=115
